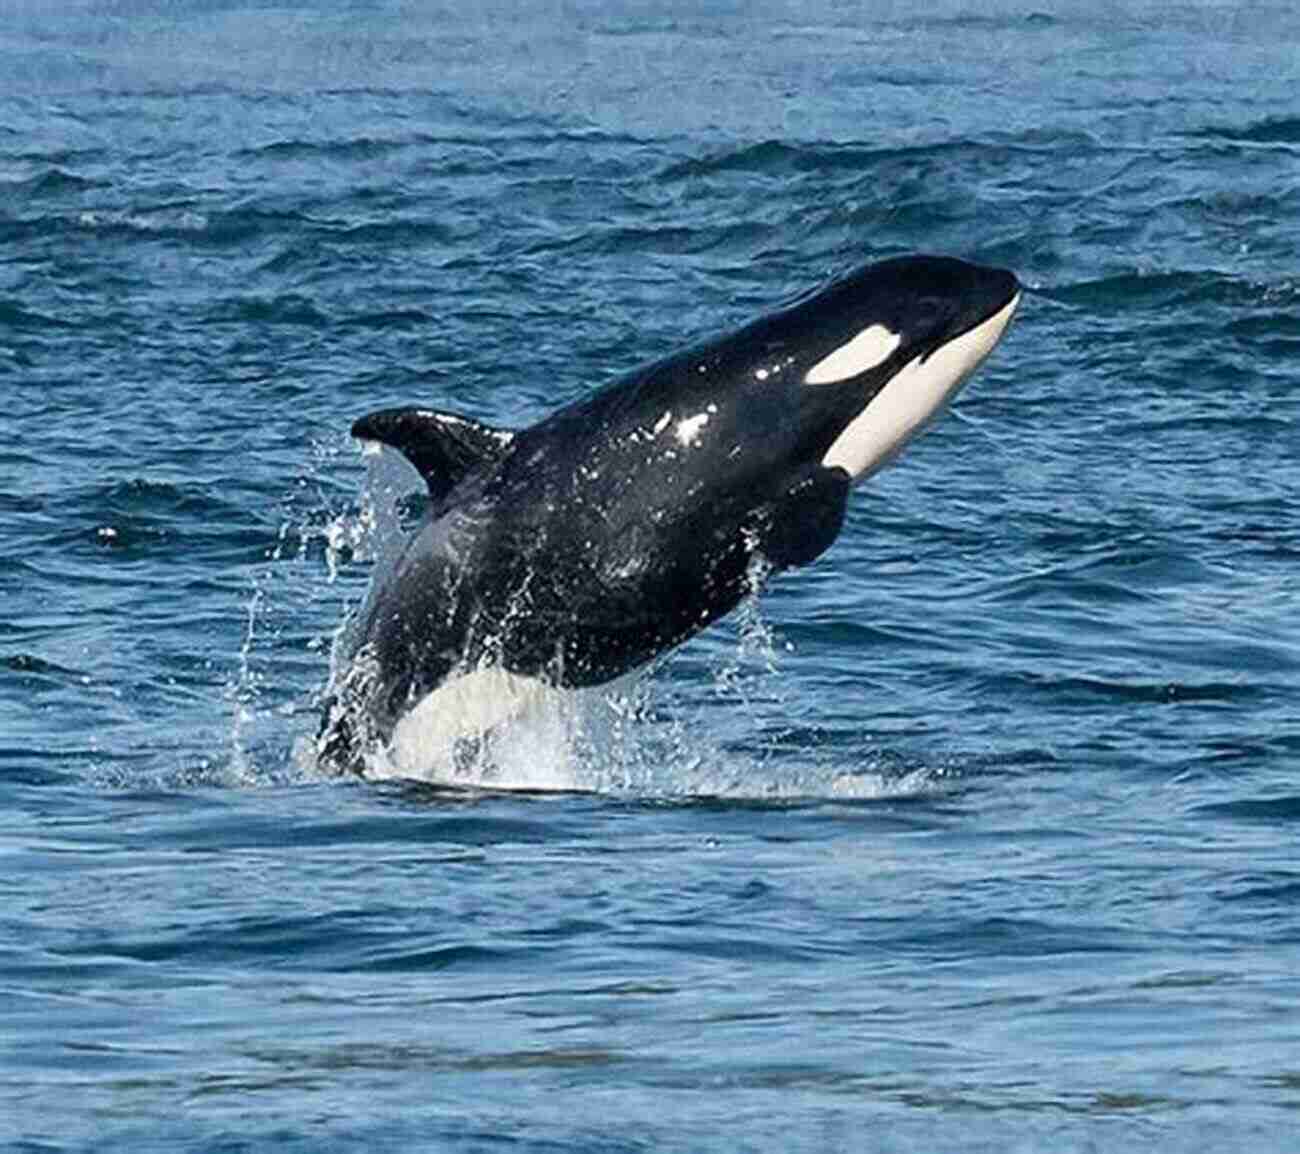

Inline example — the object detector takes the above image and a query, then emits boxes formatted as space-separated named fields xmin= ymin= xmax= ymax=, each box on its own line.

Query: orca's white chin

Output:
xmin=822 ymin=291 xmax=1020 ymax=482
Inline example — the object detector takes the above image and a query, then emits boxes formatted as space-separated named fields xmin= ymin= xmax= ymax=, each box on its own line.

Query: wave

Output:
xmin=75 ymin=477 xmax=270 ymax=561
xmin=1217 ymin=874 xmax=1300 ymax=904
xmin=337 ymin=307 xmax=436 ymax=331
xmin=658 ymin=130 xmax=1100 ymax=182
xmin=6 ymin=205 xmax=310 ymax=247
xmin=329 ymin=218 xmax=455 ymax=246
xmin=1 ymin=652 xmax=88 ymax=687
xmin=893 ymin=914 xmax=1132 ymax=960
xmin=236 ymin=136 xmax=417 ymax=161
xmin=659 ymin=138 xmax=963 ymax=181
xmin=0 ymin=165 xmax=104 ymax=196
xmin=1194 ymin=795 xmax=1300 ymax=822
xmin=4 ymin=205 xmax=457 ymax=255
xmin=205 ymin=293 xmax=330 ymax=327
xmin=91 ymin=477 xmax=245 ymax=519
xmin=1041 ymin=269 xmax=1298 ymax=312
xmin=520 ymin=219 xmax=770 ymax=260
xmin=0 ymin=298 xmax=77 ymax=330
xmin=1188 ymin=116 xmax=1300 ymax=145
xmin=978 ymin=671 xmax=1261 ymax=707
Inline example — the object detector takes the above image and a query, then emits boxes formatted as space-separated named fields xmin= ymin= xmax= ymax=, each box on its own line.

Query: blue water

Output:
xmin=4 ymin=1 xmax=1300 ymax=1149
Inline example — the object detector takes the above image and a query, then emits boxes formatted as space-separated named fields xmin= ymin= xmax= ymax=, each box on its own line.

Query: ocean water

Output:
xmin=4 ymin=1 xmax=1300 ymax=1149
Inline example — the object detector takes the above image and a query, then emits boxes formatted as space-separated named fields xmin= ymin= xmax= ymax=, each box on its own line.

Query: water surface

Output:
xmin=3 ymin=1 xmax=1299 ymax=1149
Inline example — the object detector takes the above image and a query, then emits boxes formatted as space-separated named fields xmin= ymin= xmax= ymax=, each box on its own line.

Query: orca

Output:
xmin=320 ymin=255 xmax=1019 ymax=773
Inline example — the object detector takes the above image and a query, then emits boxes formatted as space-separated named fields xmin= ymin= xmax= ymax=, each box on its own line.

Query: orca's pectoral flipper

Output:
xmin=756 ymin=465 xmax=851 ymax=570
xmin=352 ymin=407 xmax=515 ymax=504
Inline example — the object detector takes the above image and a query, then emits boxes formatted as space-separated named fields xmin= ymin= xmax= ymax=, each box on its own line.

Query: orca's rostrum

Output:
xmin=320 ymin=255 xmax=1020 ymax=773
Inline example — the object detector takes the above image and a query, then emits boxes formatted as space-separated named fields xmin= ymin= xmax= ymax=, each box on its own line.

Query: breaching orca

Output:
xmin=320 ymin=255 xmax=1019 ymax=773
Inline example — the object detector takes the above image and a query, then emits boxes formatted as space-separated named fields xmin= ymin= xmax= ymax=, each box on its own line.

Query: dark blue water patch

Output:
xmin=73 ymin=1118 xmax=658 ymax=1154
xmin=204 ymin=292 xmax=330 ymax=328
xmin=100 ymin=794 xmax=573 ymax=854
xmin=721 ymin=719 xmax=999 ymax=777
xmin=48 ymin=477 xmax=275 ymax=564
xmin=978 ymin=565 xmax=1158 ymax=610
xmin=627 ymin=929 xmax=828 ymax=967
xmin=1188 ymin=740 xmax=1288 ymax=774
xmin=53 ymin=908 xmax=398 ymax=968
xmin=1192 ymin=795 xmax=1300 ymax=823
xmin=89 ymin=477 xmax=247 ymax=521
xmin=657 ymin=132 xmax=1093 ymax=184
xmin=335 ymin=307 xmax=436 ymax=332
xmin=1225 ymin=311 xmax=1300 ymax=360
xmin=353 ymin=941 xmax=525 ymax=974
xmin=47 ymin=911 xmax=538 ymax=978
xmin=1116 ymin=414 xmax=1295 ymax=442
xmin=0 ymin=297 xmax=78 ymax=330
xmin=1041 ymin=269 xmax=1278 ymax=313
xmin=660 ymin=139 xmax=881 ymax=180
xmin=977 ymin=671 xmax=1261 ymax=709
xmin=1177 ymin=187 xmax=1300 ymax=227
xmin=324 ymin=217 xmax=458 ymax=249
xmin=1188 ymin=117 xmax=1300 ymax=145
xmin=1216 ymin=873 xmax=1300 ymax=906
xmin=0 ymin=143 xmax=107 ymax=166
xmin=520 ymin=219 xmax=774 ymax=261
xmin=906 ymin=9 xmax=1063 ymax=30
xmin=0 ymin=747 xmax=79 ymax=787
xmin=0 ymin=653 xmax=89 ymax=691
xmin=235 ymin=135 xmax=420 ymax=162
xmin=853 ymin=915 xmax=1140 ymax=962
xmin=0 ymin=166 xmax=105 ymax=199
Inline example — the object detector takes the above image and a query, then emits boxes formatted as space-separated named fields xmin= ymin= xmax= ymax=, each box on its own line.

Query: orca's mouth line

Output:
xmin=972 ymin=288 xmax=1021 ymax=335
xmin=920 ymin=290 xmax=1021 ymax=364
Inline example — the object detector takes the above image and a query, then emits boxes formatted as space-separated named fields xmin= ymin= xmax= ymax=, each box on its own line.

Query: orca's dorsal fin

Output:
xmin=351 ymin=407 xmax=514 ymax=503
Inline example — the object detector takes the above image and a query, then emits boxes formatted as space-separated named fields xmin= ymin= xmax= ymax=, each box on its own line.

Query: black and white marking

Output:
xmin=320 ymin=254 xmax=1020 ymax=773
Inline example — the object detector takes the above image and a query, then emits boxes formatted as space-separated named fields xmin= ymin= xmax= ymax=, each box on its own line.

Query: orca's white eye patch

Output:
xmin=803 ymin=324 xmax=901 ymax=385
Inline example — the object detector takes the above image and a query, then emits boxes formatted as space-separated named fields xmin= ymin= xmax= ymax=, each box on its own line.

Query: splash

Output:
xmin=341 ymin=590 xmax=954 ymax=803
xmin=225 ymin=433 xmax=404 ymax=788
xmin=230 ymin=440 xmax=956 ymax=804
